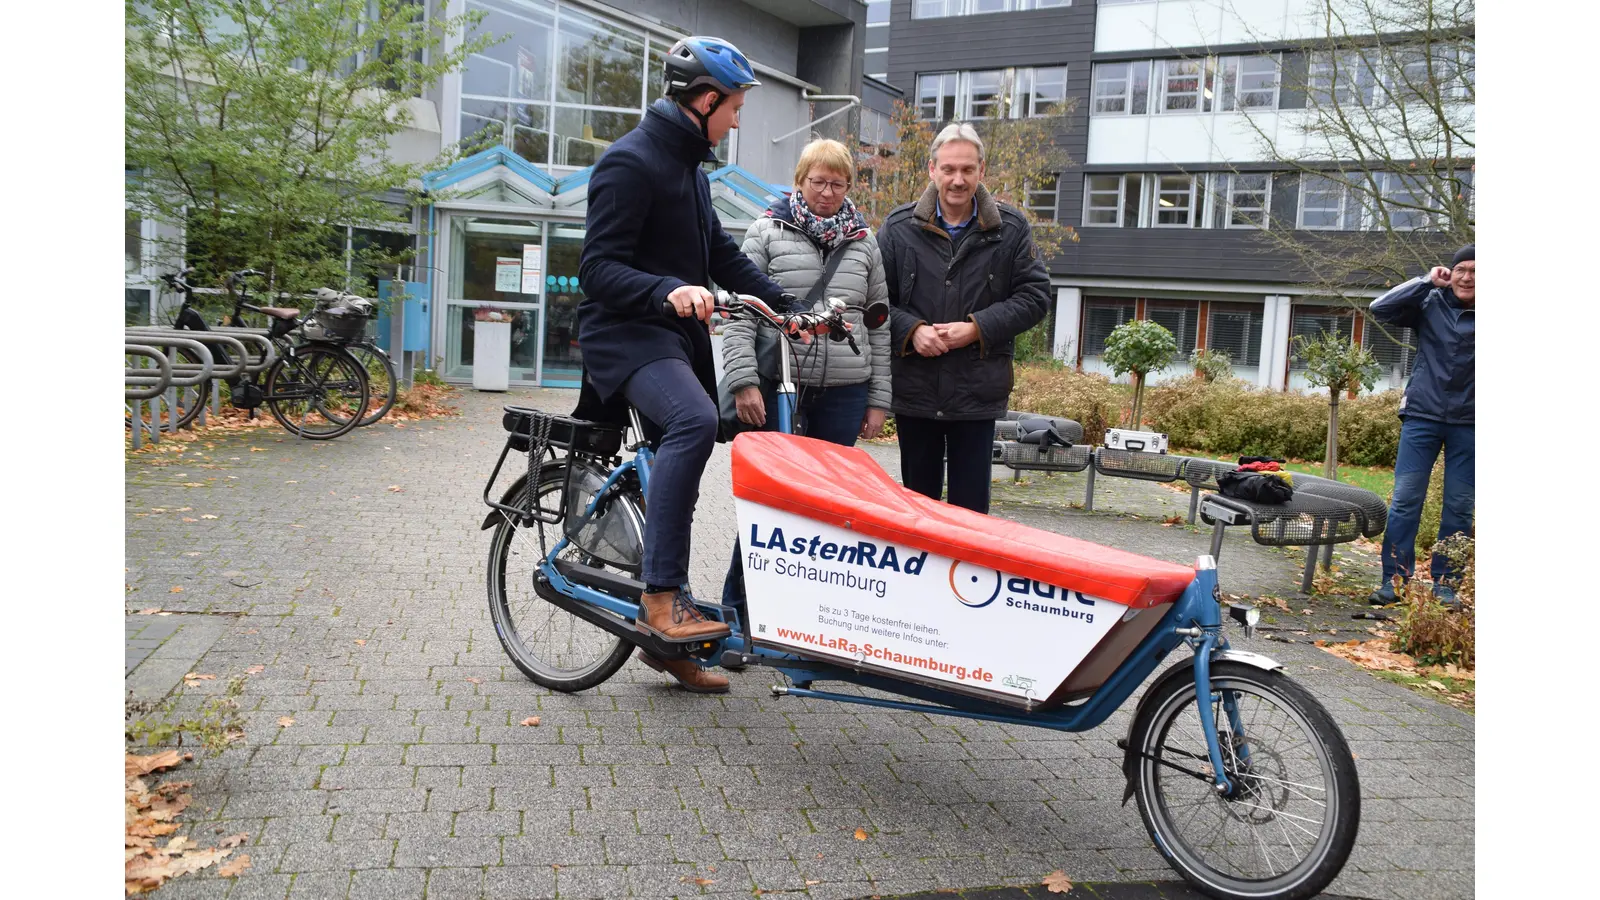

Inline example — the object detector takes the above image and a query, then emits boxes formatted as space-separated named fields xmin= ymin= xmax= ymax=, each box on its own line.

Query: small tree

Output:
xmin=1102 ymin=320 xmax=1177 ymax=429
xmin=126 ymin=1 xmax=495 ymax=300
xmin=1292 ymin=330 xmax=1381 ymax=480
xmin=1190 ymin=347 xmax=1234 ymax=383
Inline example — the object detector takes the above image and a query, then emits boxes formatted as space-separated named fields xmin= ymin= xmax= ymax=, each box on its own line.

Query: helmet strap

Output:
xmin=679 ymin=90 xmax=722 ymax=143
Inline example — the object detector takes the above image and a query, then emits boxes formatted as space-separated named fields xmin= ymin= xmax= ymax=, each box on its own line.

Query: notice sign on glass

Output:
xmin=494 ymin=257 xmax=521 ymax=293
xmin=522 ymin=244 xmax=543 ymax=295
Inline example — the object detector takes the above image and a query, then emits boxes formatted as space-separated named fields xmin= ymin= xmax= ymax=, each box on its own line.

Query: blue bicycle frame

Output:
xmin=528 ymin=305 xmax=1257 ymax=796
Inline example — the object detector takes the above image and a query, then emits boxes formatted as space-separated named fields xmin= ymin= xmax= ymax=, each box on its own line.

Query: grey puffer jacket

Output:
xmin=721 ymin=197 xmax=892 ymax=410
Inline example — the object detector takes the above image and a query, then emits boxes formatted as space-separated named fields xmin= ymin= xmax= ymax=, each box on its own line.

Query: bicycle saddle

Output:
xmin=259 ymin=307 xmax=301 ymax=320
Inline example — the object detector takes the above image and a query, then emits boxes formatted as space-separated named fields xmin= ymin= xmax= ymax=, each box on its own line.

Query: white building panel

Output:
xmin=1096 ymin=0 xmax=1329 ymax=54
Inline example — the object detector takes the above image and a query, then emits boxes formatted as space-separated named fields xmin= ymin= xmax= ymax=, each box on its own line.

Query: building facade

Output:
xmin=882 ymin=0 xmax=1472 ymax=395
xmin=127 ymin=0 xmax=871 ymax=388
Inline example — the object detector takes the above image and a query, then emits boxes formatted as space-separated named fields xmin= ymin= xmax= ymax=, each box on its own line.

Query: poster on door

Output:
xmin=494 ymin=257 xmax=521 ymax=293
xmin=521 ymin=244 xmax=543 ymax=295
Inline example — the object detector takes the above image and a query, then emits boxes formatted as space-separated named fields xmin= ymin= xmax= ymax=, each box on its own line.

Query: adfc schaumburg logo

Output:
xmin=948 ymin=560 xmax=1001 ymax=608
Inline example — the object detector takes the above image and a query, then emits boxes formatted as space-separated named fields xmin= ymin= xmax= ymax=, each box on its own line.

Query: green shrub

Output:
xmin=1190 ymin=347 xmax=1233 ymax=383
xmin=1008 ymin=366 xmax=1128 ymax=438
xmin=1014 ymin=320 xmax=1065 ymax=367
xmin=1136 ymin=377 xmax=1403 ymax=467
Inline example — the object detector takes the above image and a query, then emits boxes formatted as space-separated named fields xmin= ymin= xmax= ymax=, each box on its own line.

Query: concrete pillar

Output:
xmin=1053 ymin=286 xmax=1082 ymax=365
xmin=1260 ymin=295 xmax=1293 ymax=391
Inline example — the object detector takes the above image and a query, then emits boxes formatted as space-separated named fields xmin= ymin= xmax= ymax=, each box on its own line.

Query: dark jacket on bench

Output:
xmin=1367 ymin=276 xmax=1474 ymax=426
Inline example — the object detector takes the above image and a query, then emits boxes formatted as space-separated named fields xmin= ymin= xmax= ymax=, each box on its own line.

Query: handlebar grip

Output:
xmin=661 ymin=299 xmax=676 ymax=316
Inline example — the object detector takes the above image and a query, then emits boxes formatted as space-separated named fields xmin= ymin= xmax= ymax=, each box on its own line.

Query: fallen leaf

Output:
xmin=806 ymin=880 xmax=821 ymax=886
xmin=277 ymin=716 xmax=295 ymax=727
xmin=853 ymin=827 xmax=869 ymax=841
xmin=138 ymin=608 xmax=162 ymax=615
xmin=218 ymin=854 xmax=252 ymax=877
xmin=1042 ymin=870 xmax=1074 ymax=894
xmin=1301 ymin=608 xmax=1312 ymax=615
xmin=239 ymin=629 xmax=259 ymax=635
xmin=354 ymin=639 xmax=366 ymax=646
xmin=680 ymin=876 xmax=715 ymax=886
xmin=169 ymin=586 xmax=184 ymax=593
xmin=466 ymin=677 xmax=484 ymax=684
xmin=201 ymin=514 xmax=219 ymax=520
xmin=181 ymin=517 xmax=198 ymax=523
xmin=126 ymin=750 xmax=185 ymax=777
xmin=1426 ymin=680 xmax=1448 ymax=692
xmin=218 ymin=833 xmax=248 ymax=849
xmin=387 ymin=485 xmax=405 ymax=493
xmin=520 ymin=717 xmax=541 ymax=727
xmin=245 ymin=665 xmax=265 ymax=675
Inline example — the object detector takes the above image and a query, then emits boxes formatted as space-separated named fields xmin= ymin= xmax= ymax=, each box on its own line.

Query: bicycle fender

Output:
xmin=481 ymin=473 xmax=531 ymax=530
xmin=1211 ymin=649 xmax=1283 ymax=672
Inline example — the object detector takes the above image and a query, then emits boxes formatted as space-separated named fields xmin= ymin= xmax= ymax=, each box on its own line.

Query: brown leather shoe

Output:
xmin=636 ymin=651 xmax=730 ymax=694
xmin=636 ymin=589 xmax=731 ymax=642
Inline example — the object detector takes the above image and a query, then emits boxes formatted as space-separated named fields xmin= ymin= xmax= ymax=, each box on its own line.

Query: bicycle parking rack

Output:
xmin=992 ymin=412 xmax=1389 ymax=594
xmin=124 ymin=327 xmax=278 ymax=449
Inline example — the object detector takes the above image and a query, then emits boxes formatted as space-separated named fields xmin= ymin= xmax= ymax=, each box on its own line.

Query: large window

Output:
xmin=1207 ymin=303 xmax=1264 ymax=367
xmin=916 ymin=66 xmax=1070 ymax=121
xmin=1026 ymin=176 xmax=1060 ymax=222
xmin=461 ymin=0 xmax=656 ymax=169
xmin=1146 ymin=302 xmax=1200 ymax=358
xmin=1308 ymin=50 xmax=1381 ymax=108
xmin=917 ymin=72 xmax=960 ymax=122
xmin=1091 ymin=61 xmax=1150 ymax=115
xmin=1219 ymin=54 xmax=1279 ymax=111
xmin=1297 ymin=175 xmax=1359 ymax=230
xmin=1218 ymin=173 xmax=1271 ymax=228
xmin=1364 ymin=319 xmax=1417 ymax=380
xmin=1158 ymin=58 xmax=1209 ymax=113
xmin=1288 ymin=307 xmax=1356 ymax=369
xmin=1154 ymin=174 xmax=1198 ymax=227
xmin=1082 ymin=298 xmax=1136 ymax=356
xmin=1083 ymin=173 xmax=1142 ymax=227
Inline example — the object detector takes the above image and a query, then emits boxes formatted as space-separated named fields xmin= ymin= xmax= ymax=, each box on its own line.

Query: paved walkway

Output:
xmin=126 ymin=388 xmax=1472 ymax=900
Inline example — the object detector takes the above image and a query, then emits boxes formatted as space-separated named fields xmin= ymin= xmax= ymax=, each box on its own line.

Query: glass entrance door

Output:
xmin=541 ymin=224 xmax=585 ymax=387
xmin=443 ymin=215 xmax=544 ymax=384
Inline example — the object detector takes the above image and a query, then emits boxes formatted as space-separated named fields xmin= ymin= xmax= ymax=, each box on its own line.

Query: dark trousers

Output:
xmin=620 ymin=358 xmax=718 ymax=588
xmin=722 ymin=382 xmax=873 ymax=613
xmin=895 ymin=415 xmax=997 ymax=514
xmin=1380 ymin=416 xmax=1475 ymax=588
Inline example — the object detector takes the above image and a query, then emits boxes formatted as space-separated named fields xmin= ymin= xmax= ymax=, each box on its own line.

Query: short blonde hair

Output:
xmin=794 ymin=138 xmax=855 ymax=188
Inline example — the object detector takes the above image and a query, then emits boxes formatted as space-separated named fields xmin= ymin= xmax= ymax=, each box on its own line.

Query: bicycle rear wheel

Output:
xmin=345 ymin=342 xmax=397 ymax=427
xmin=487 ymin=461 xmax=637 ymax=692
xmin=1129 ymin=661 xmax=1361 ymax=900
xmin=264 ymin=346 xmax=370 ymax=439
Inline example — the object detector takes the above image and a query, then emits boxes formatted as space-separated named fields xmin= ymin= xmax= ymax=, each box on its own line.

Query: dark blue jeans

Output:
xmin=722 ymin=382 xmax=872 ymax=613
xmin=896 ymin=415 xmax=998 ymax=515
xmin=1379 ymin=416 xmax=1475 ymax=589
xmin=620 ymin=358 xmax=719 ymax=588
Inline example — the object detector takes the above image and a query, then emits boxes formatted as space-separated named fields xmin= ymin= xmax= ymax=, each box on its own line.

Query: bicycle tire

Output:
xmin=264 ymin=345 xmax=370 ymax=440
xmin=487 ymin=461 xmax=637 ymax=692
xmin=345 ymin=342 xmax=398 ymax=427
xmin=1129 ymin=660 xmax=1361 ymax=900
xmin=125 ymin=346 xmax=211 ymax=432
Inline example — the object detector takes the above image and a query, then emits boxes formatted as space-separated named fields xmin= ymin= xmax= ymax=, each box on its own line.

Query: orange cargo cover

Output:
xmin=730 ymin=432 xmax=1194 ymax=609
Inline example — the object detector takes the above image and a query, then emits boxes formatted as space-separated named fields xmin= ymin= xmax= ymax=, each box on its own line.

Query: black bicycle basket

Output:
xmin=305 ymin=307 xmax=370 ymax=341
xmin=490 ymin=407 xmax=635 ymax=569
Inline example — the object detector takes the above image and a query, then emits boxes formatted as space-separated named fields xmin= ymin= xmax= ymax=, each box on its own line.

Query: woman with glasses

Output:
xmin=719 ymin=137 xmax=892 ymax=614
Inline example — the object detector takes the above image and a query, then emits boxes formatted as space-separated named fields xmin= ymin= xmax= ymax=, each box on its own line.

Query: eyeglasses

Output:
xmin=805 ymin=177 xmax=850 ymax=194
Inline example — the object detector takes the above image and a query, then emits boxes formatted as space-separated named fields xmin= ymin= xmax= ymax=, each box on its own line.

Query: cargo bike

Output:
xmin=481 ymin=293 xmax=1359 ymax=900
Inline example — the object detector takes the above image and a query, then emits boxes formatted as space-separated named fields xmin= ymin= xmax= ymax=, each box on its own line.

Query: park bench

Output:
xmin=1199 ymin=472 xmax=1387 ymax=593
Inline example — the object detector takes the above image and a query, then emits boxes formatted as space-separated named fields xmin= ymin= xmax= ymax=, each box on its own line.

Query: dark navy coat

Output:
xmin=1367 ymin=276 xmax=1475 ymax=425
xmin=577 ymin=99 xmax=788 ymax=401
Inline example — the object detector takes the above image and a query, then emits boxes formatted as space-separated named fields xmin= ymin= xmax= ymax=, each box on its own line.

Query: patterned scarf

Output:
xmin=784 ymin=192 xmax=869 ymax=251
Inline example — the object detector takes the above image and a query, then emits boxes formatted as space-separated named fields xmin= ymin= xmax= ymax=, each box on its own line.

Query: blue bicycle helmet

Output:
xmin=663 ymin=36 xmax=760 ymax=97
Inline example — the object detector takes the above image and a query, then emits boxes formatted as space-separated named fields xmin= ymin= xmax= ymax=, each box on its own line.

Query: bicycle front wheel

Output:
xmin=264 ymin=346 xmax=370 ymax=439
xmin=345 ymin=342 xmax=397 ymax=427
xmin=487 ymin=461 xmax=637 ymax=692
xmin=1129 ymin=660 xmax=1360 ymax=900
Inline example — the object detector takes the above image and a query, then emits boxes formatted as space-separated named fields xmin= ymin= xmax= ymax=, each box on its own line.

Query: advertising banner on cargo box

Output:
xmin=735 ymin=501 xmax=1127 ymax=701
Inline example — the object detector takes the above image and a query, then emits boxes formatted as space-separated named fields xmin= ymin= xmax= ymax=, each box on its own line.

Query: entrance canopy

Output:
xmin=422 ymin=146 xmax=786 ymax=229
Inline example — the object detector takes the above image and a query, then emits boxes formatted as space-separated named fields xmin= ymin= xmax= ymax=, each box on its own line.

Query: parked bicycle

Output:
xmin=153 ymin=268 xmax=371 ymax=440
xmin=481 ymin=291 xmax=1360 ymax=900
xmin=303 ymin=288 xmax=398 ymax=427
